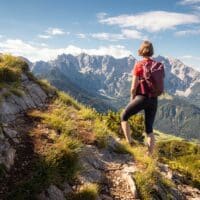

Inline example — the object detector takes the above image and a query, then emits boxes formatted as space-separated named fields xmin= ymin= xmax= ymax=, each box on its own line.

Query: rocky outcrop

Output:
xmin=38 ymin=185 xmax=66 ymax=200
xmin=158 ymin=163 xmax=200 ymax=199
xmin=0 ymin=127 xmax=16 ymax=170
xmin=0 ymin=73 xmax=51 ymax=123
xmin=0 ymin=72 xmax=54 ymax=172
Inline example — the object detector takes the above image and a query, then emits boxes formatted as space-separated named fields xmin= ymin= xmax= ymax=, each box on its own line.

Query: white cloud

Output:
xmin=175 ymin=28 xmax=200 ymax=36
xmin=38 ymin=34 xmax=52 ymax=39
xmin=45 ymin=28 xmax=66 ymax=35
xmin=91 ymin=33 xmax=125 ymax=41
xmin=0 ymin=39 xmax=132 ymax=61
xmin=121 ymin=29 xmax=146 ymax=39
xmin=38 ymin=27 xmax=68 ymax=39
xmin=99 ymin=11 xmax=200 ymax=32
xmin=179 ymin=0 xmax=200 ymax=5
xmin=90 ymin=29 xmax=145 ymax=41
xmin=97 ymin=12 xmax=108 ymax=20
xmin=179 ymin=0 xmax=200 ymax=10
xmin=76 ymin=33 xmax=86 ymax=39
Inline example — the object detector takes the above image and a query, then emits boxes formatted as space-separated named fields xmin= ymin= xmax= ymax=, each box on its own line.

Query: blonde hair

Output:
xmin=138 ymin=40 xmax=154 ymax=57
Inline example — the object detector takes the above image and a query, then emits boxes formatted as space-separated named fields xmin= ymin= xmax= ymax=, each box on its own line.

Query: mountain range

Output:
xmin=30 ymin=53 xmax=200 ymax=139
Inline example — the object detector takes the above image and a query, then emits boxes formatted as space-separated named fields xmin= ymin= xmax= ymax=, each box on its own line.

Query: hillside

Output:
xmin=155 ymin=96 xmax=200 ymax=139
xmin=0 ymin=55 xmax=199 ymax=200
xmin=31 ymin=53 xmax=200 ymax=140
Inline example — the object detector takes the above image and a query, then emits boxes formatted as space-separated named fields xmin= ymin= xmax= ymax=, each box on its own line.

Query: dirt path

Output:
xmin=77 ymin=139 xmax=138 ymax=200
xmin=0 ymin=117 xmax=37 ymax=199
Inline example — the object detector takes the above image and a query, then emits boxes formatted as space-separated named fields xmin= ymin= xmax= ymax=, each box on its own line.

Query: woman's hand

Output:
xmin=130 ymin=94 xmax=134 ymax=102
xmin=130 ymin=89 xmax=136 ymax=101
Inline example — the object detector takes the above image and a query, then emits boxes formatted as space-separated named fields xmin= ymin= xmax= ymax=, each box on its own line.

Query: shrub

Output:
xmin=93 ymin=118 xmax=110 ymax=148
xmin=135 ymin=168 xmax=175 ymax=200
xmin=156 ymin=140 xmax=200 ymax=188
xmin=46 ymin=135 xmax=82 ymax=180
xmin=35 ymin=79 xmax=57 ymax=94
xmin=0 ymin=54 xmax=29 ymax=72
xmin=103 ymin=110 xmax=122 ymax=136
xmin=157 ymin=140 xmax=199 ymax=159
xmin=103 ymin=110 xmax=144 ymax=142
xmin=0 ymin=67 xmax=21 ymax=83
xmin=57 ymin=91 xmax=81 ymax=110
xmin=78 ymin=107 xmax=97 ymax=120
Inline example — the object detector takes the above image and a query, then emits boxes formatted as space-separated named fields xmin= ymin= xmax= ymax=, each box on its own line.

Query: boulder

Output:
xmin=0 ymin=138 xmax=16 ymax=170
xmin=37 ymin=185 xmax=65 ymax=200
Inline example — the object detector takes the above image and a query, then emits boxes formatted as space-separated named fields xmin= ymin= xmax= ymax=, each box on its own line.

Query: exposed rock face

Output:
xmin=0 ymin=74 xmax=49 ymax=123
xmin=38 ymin=185 xmax=66 ymax=200
xmin=0 ymin=128 xmax=16 ymax=170
xmin=158 ymin=163 xmax=200 ymax=200
xmin=0 ymin=72 xmax=51 ymax=172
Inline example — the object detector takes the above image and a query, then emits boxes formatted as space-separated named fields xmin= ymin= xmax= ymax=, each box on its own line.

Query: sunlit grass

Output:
xmin=56 ymin=91 xmax=81 ymax=110
xmin=154 ymin=129 xmax=183 ymax=142
xmin=78 ymin=107 xmax=97 ymax=120
xmin=92 ymin=118 xmax=110 ymax=148
xmin=115 ymin=140 xmax=177 ymax=199
xmin=35 ymin=79 xmax=56 ymax=94
xmin=157 ymin=140 xmax=200 ymax=188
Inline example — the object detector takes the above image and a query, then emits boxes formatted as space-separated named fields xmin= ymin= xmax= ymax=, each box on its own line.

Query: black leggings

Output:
xmin=121 ymin=95 xmax=158 ymax=134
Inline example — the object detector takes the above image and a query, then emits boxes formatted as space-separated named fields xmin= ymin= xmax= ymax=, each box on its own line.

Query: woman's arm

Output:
xmin=130 ymin=75 xmax=139 ymax=100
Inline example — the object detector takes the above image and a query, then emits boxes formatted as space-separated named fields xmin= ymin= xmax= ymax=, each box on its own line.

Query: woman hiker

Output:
xmin=121 ymin=40 xmax=165 ymax=156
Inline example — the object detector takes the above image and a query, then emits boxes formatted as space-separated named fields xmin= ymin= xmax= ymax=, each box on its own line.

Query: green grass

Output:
xmin=7 ymin=90 xmax=87 ymax=199
xmin=0 ymin=54 xmax=28 ymax=83
xmin=7 ymin=135 xmax=82 ymax=200
xmin=0 ymin=54 xmax=30 ymax=99
xmin=46 ymin=135 xmax=82 ymax=181
xmin=134 ymin=168 xmax=176 ymax=200
xmin=67 ymin=183 xmax=99 ymax=200
xmin=57 ymin=91 xmax=81 ymax=110
xmin=115 ymin=141 xmax=178 ymax=200
xmin=156 ymin=140 xmax=200 ymax=188
xmin=43 ymin=113 xmax=75 ymax=135
xmin=78 ymin=107 xmax=97 ymax=120
xmin=92 ymin=118 xmax=110 ymax=148
xmin=34 ymin=79 xmax=57 ymax=95
xmin=103 ymin=110 xmax=145 ymax=142
xmin=0 ymin=54 xmax=29 ymax=72
xmin=154 ymin=130 xmax=184 ymax=142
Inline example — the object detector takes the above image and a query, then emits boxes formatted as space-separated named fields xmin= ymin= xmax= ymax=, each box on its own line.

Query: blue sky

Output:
xmin=0 ymin=0 xmax=200 ymax=70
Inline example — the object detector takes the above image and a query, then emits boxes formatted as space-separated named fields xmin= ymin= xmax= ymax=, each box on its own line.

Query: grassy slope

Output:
xmin=5 ymin=90 xmax=110 ymax=200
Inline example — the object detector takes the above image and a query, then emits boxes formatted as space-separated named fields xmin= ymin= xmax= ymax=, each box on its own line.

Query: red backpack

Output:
xmin=137 ymin=60 xmax=165 ymax=97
